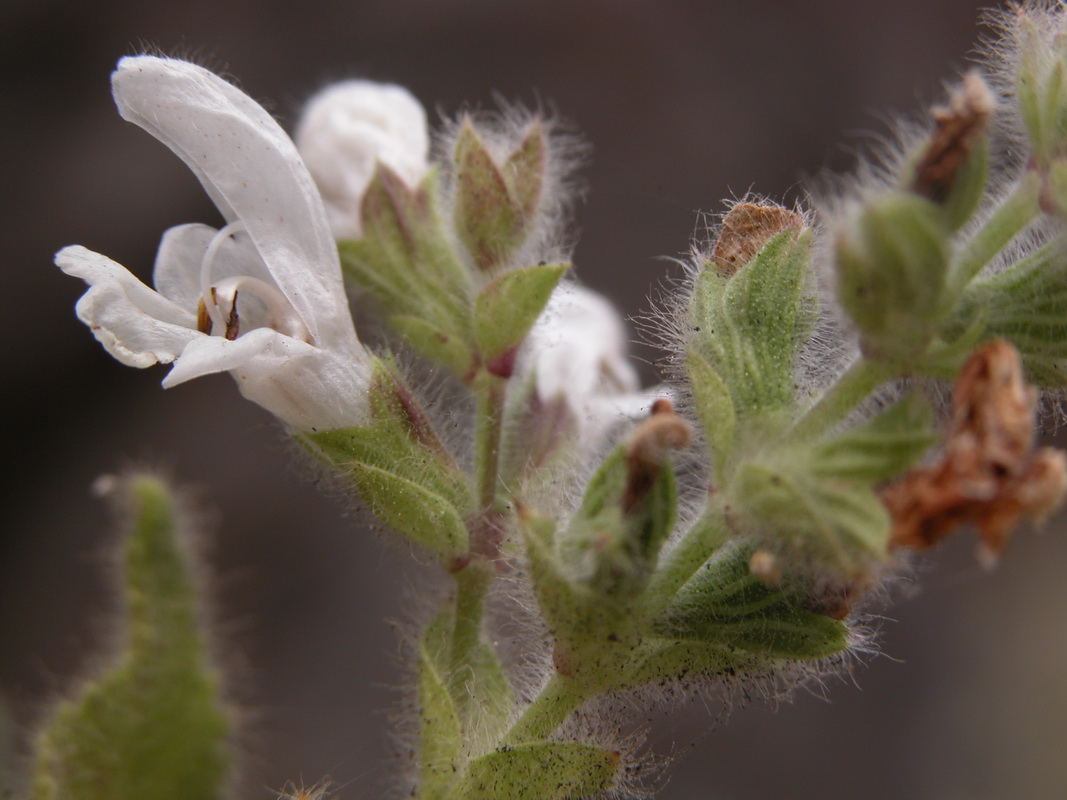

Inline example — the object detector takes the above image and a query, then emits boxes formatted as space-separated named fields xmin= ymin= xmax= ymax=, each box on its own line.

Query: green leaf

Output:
xmin=349 ymin=462 xmax=469 ymax=557
xmin=686 ymin=348 xmax=736 ymax=479
xmin=305 ymin=363 xmax=474 ymax=559
xmin=31 ymin=476 xmax=228 ymax=800
xmin=474 ymin=263 xmax=568 ymax=375
xmin=418 ymin=619 xmax=463 ymax=800
xmin=656 ymin=544 xmax=848 ymax=659
xmin=624 ymin=640 xmax=759 ymax=687
xmin=454 ymin=742 xmax=617 ymax=800
xmin=810 ymin=393 xmax=935 ymax=483
xmin=388 ymin=315 xmax=474 ymax=377
xmin=948 ymin=237 xmax=1067 ymax=385
xmin=689 ymin=227 xmax=814 ymax=429
xmin=341 ymin=167 xmax=473 ymax=340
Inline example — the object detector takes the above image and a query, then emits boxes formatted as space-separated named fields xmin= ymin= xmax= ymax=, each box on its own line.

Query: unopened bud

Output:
xmin=296 ymin=80 xmax=429 ymax=239
xmin=835 ymin=193 xmax=952 ymax=363
xmin=451 ymin=116 xmax=546 ymax=272
xmin=710 ymin=201 xmax=802 ymax=277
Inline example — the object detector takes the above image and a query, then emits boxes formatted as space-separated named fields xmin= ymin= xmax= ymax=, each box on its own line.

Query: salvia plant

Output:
xmin=23 ymin=2 xmax=1067 ymax=798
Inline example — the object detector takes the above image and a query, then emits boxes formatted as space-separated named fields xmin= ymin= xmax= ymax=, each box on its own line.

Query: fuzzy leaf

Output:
xmin=31 ymin=476 xmax=228 ymax=800
xmin=810 ymin=393 xmax=936 ymax=482
xmin=624 ymin=640 xmax=759 ymax=687
xmin=388 ymin=314 xmax=474 ymax=376
xmin=454 ymin=742 xmax=618 ymax=800
xmin=348 ymin=462 xmax=469 ymax=557
xmin=474 ymin=262 xmax=567 ymax=374
xmin=656 ymin=544 xmax=848 ymax=659
xmin=949 ymin=237 xmax=1067 ymax=386
xmin=732 ymin=458 xmax=890 ymax=576
xmin=686 ymin=348 xmax=736 ymax=479
xmin=418 ymin=620 xmax=463 ymax=800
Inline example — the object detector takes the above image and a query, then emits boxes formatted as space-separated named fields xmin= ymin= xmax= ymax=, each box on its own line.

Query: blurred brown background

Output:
xmin=3 ymin=1 xmax=1066 ymax=798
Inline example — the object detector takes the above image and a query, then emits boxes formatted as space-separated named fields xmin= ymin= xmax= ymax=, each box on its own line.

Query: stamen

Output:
xmin=198 ymin=220 xmax=247 ymax=334
xmin=195 ymin=220 xmax=313 ymax=344
xmin=210 ymin=276 xmax=312 ymax=343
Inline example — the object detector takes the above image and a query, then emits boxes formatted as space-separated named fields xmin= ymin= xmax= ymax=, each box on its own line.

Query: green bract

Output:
xmin=303 ymin=361 xmax=473 ymax=561
xmin=688 ymin=225 xmax=814 ymax=434
xmin=452 ymin=118 xmax=545 ymax=274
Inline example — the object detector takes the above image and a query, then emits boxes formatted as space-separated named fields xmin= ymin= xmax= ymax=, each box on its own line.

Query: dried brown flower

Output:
xmin=881 ymin=339 xmax=1067 ymax=562
xmin=910 ymin=70 xmax=995 ymax=203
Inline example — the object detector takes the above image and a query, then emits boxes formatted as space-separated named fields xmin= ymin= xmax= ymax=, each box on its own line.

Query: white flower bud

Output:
xmin=295 ymin=80 xmax=429 ymax=239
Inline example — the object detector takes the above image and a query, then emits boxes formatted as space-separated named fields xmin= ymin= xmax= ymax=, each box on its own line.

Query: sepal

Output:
xmin=339 ymin=167 xmax=474 ymax=373
xmin=303 ymin=360 xmax=473 ymax=560
xmin=835 ymin=193 xmax=953 ymax=363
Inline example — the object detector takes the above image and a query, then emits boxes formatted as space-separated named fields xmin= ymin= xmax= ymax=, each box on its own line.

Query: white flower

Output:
xmin=524 ymin=283 xmax=658 ymax=448
xmin=57 ymin=56 xmax=374 ymax=432
xmin=295 ymin=79 xmax=429 ymax=239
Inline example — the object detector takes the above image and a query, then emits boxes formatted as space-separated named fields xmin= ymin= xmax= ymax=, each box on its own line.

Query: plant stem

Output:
xmin=474 ymin=371 xmax=508 ymax=516
xmin=946 ymin=171 xmax=1040 ymax=297
xmin=449 ymin=559 xmax=494 ymax=687
xmin=501 ymin=674 xmax=591 ymax=745
xmin=788 ymin=357 xmax=891 ymax=442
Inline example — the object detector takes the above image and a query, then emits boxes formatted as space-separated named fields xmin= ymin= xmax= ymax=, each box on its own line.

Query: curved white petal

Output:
xmin=164 ymin=327 xmax=371 ymax=430
xmin=57 ymin=245 xmax=198 ymax=367
xmin=153 ymin=223 xmax=271 ymax=309
xmin=527 ymin=283 xmax=640 ymax=414
xmin=111 ymin=56 xmax=357 ymax=351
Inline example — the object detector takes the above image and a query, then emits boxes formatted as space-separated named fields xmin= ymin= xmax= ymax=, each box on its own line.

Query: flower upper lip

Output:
xmin=57 ymin=56 xmax=372 ymax=430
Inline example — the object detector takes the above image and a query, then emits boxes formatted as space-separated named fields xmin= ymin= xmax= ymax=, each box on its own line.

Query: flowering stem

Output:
xmin=500 ymin=674 xmax=591 ymax=745
xmin=788 ymin=357 xmax=892 ymax=442
xmin=946 ymin=171 xmax=1040 ymax=297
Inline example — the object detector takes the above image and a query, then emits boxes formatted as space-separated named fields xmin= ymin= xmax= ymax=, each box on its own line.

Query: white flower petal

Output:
xmin=527 ymin=283 xmax=640 ymax=415
xmin=57 ymin=245 xmax=198 ymax=367
xmin=296 ymin=80 xmax=429 ymax=239
xmin=165 ymin=328 xmax=371 ymax=430
xmin=111 ymin=56 xmax=356 ymax=351
xmin=162 ymin=326 xmax=315 ymax=386
xmin=153 ymin=223 xmax=270 ymax=309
